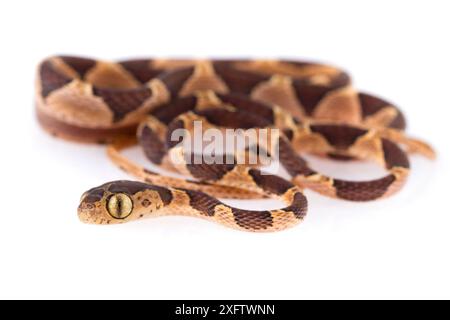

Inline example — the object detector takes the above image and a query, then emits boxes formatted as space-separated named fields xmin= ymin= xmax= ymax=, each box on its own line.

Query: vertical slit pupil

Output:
xmin=117 ymin=197 xmax=123 ymax=217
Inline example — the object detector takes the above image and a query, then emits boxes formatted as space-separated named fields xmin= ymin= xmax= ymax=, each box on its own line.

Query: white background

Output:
xmin=0 ymin=0 xmax=449 ymax=299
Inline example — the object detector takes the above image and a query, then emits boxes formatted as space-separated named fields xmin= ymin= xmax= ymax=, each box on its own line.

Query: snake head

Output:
xmin=78 ymin=181 xmax=136 ymax=225
xmin=78 ymin=180 xmax=172 ymax=225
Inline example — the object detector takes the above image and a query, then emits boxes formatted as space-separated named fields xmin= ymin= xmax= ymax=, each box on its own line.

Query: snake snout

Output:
xmin=77 ymin=186 xmax=113 ymax=224
xmin=78 ymin=200 xmax=103 ymax=224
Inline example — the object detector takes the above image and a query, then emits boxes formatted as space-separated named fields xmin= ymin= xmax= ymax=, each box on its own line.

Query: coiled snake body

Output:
xmin=36 ymin=56 xmax=435 ymax=232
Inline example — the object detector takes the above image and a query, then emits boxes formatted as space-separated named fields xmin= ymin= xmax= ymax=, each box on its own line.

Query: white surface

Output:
xmin=0 ymin=0 xmax=449 ymax=299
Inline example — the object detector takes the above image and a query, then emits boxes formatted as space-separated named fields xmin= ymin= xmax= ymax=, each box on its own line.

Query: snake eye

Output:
xmin=107 ymin=193 xmax=133 ymax=219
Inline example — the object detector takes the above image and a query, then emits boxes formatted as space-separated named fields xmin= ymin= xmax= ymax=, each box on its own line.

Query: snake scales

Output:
xmin=36 ymin=56 xmax=435 ymax=232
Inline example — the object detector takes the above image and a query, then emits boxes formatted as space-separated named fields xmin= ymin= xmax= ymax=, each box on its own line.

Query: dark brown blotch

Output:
xmin=382 ymin=139 xmax=410 ymax=169
xmin=139 ymin=125 xmax=167 ymax=165
xmin=119 ymin=59 xmax=162 ymax=83
xmin=182 ymin=189 xmax=221 ymax=217
xmin=107 ymin=181 xmax=173 ymax=205
xmin=165 ymin=119 xmax=186 ymax=149
xmin=83 ymin=187 xmax=105 ymax=204
xmin=213 ymin=62 xmax=269 ymax=95
xmin=291 ymin=81 xmax=332 ymax=115
xmin=232 ymin=208 xmax=273 ymax=230
xmin=333 ymin=175 xmax=396 ymax=201
xmin=248 ymin=169 xmax=293 ymax=196
xmin=152 ymin=96 xmax=197 ymax=125
xmin=283 ymin=128 xmax=294 ymax=141
xmin=358 ymin=92 xmax=406 ymax=130
xmin=156 ymin=66 xmax=195 ymax=97
xmin=310 ymin=124 xmax=367 ymax=150
xmin=277 ymin=137 xmax=315 ymax=177
xmin=216 ymin=93 xmax=275 ymax=124
xmin=93 ymin=86 xmax=152 ymax=122
xmin=39 ymin=60 xmax=72 ymax=97
xmin=59 ymin=56 xmax=96 ymax=78
xmin=194 ymin=109 xmax=270 ymax=129
xmin=107 ymin=181 xmax=149 ymax=194
xmin=282 ymin=192 xmax=308 ymax=219
xmin=148 ymin=185 xmax=173 ymax=206
xmin=186 ymin=161 xmax=236 ymax=182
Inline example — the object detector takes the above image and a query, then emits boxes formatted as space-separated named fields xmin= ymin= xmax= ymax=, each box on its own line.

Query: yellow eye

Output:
xmin=107 ymin=193 xmax=133 ymax=219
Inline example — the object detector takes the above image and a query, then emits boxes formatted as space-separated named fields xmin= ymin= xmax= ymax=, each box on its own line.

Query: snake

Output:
xmin=36 ymin=55 xmax=435 ymax=232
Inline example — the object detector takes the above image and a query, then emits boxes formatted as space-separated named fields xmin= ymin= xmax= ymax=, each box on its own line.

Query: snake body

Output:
xmin=36 ymin=56 xmax=434 ymax=232
xmin=78 ymin=180 xmax=307 ymax=232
